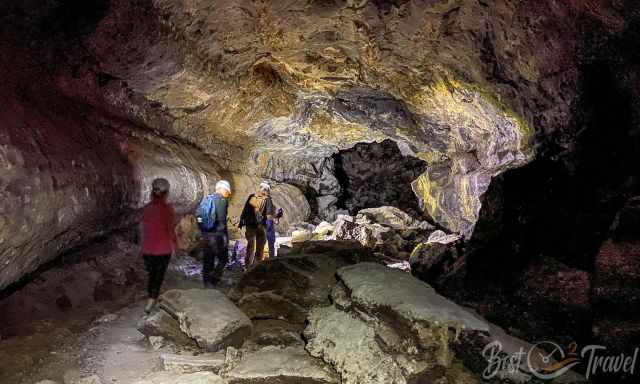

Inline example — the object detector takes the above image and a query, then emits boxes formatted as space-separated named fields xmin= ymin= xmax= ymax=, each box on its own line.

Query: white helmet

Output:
xmin=216 ymin=180 xmax=231 ymax=193
xmin=259 ymin=181 xmax=271 ymax=191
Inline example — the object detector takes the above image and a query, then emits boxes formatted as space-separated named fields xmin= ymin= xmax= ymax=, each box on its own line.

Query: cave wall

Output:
xmin=0 ymin=87 xmax=222 ymax=290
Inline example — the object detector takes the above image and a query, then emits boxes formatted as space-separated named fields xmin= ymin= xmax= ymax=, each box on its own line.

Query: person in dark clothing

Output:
xmin=239 ymin=181 xmax=275 ymax=267
xmin=141 ymin=178 xmax=177 ymax=313
xmin=198 ymin=180 xmax=232 ymax=288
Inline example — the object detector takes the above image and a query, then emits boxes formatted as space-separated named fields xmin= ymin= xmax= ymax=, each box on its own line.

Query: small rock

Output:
xmin=148 ymin=336 xmax=167 ymax=350
xmin=291 ymin=229 xmax=313 ymax=243
xmin=95 ymin=313 xmax=119 ymax=323
xmin=161 ymin=352 xmax=225 ymax=374
xmin=133 ymin=371 xmax=224 ymax=384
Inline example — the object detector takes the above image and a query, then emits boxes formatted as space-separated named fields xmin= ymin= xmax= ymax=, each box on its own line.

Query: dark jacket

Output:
xmin=202 ymin=192 xmax=229 ymax=235
xmin=239 ymin=194 xmax=257 ymax=229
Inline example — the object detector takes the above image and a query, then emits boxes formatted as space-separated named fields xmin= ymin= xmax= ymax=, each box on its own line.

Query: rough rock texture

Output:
xmin=226 ymin=346 xmax=339 ymax=384
xmin=133 ymin=371 xmax=225 ymax=384
xmin=0 ymin=94 xmax=221 ymax=290
xmin=137 ymin=309 xmax=199 ymax=349
xmin=305 ymin=263 xmax=489 ymax=384
xmin=332 ymin=140 xmax=428 ymax=218
xmin=12 ymin=0 xmax=606 ymax=241
xmin=233 ymin=248 xmax=370 ymax=312
xmin=242 ymin=319 xmax=305 ymax=350
xmin=161 ymin=352 xmax=226 ymax=374
xmin=409 ymin=230 xmax=464 ymax=284
xmin=238 ymin=292 xmax=307 ymax=324
xmin=159 ymin=289 xmax=253 ymax=352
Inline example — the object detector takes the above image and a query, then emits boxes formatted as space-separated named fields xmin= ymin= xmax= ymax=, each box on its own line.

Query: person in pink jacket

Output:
xmin=140 ymin=178 xmax=177 ymax=313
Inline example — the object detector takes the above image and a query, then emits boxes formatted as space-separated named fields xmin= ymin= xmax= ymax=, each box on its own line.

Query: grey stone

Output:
xmin=160 ymin=289 xmax=252 ymax=351
xmin=133 ymin=371 xmax=225 ymax=384
xmin=161 ymin=352 xmax=226 ymax=374
xmin=337 ymin=263 xmax=489 ymax=334
xmin=331 ymin=220 xmax=375 ymax=248
xmin=238 ymin=291 xmax=307 ymax=324
xmin=305 ymin=306 xmax=407 ymax=384
xmin=357 ymin=206 xmax=422 ymax=229
xmin=226 ymin=346 xmax=339 ymax=384
xmin=137 ymin=309 xmax=198 ymax=348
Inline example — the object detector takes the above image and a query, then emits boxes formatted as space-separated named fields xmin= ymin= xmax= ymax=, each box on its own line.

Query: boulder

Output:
xmin=226 ymin=346 xmax=339 ymax=384
xmin=238 ymin=291 xmax=307 ymax=324
xmin=357 ymin=206 xmax=424 ymax=230
xmin=137 ymin=310 xmax=198 ymax=349
xmin=312 ymin=221 xmax=335 ymax=239
xmin=331 ymin=220 xmax=375 ymax=248
xmin=337 ymin=263 xmax=489 ymax=355
xmin=161 ymin=352 xmax=226 ymax=374
xmin=133 ymin=371 xmax=225 ymax=384
xmin=159 ymin=289 xmax=252 ymax=351
xmin=291 ymin=229 xmax=313 ymax=243
xmin=305 ymin=263 xmax=490 ymax=384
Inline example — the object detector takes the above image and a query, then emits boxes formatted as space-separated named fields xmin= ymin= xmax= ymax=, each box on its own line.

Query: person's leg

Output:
xmin=213 ymin=234 xmax=229 ymax=281
xmin=267 ymin=231 xmax=276 ymax=259
xmin=154 ymin=254 xmax=171 ymax=297
xmin=143 ymin=255 xmax=155 ymax=299
xmin=245 ymin=227 xmax=256 ymax=267
xmin=201 ymin=234 xmax=215 ymax=287
xmin=255 ymin=226 xmax=267 ymax=262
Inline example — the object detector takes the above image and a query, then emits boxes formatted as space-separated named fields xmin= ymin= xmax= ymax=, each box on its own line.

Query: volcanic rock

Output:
xmin=159 ymin=289 xmax=252 ymax=352
xmin=226 ymin=346 xmax=339 ymax=384
xmin=133 ymin=371 xmax=225 ymax=384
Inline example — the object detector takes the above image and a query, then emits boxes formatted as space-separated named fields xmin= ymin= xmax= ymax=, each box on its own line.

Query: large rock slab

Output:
xmin=337 ymin=263 xmax=489 ymax=334
xmin=234 ymin=250 xmax=369 ymax=311
xmin=160 ymin=289 xmax=252 ymax=351
xmin=304 ymin=262 xmax=492 ymax=383
xmin=226 ymin=346 xmax=339 ymax=384
xmin=133 ymin=371 xmax=225 ymax=384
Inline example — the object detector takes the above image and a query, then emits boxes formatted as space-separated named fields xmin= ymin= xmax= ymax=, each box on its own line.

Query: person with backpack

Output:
xmin=141 ymin=178 xmax=177 ymax=314
xmin=239 ymin=181 xmax=275 ymax=267
xmin=196 ymin=180 xmax=232 ymax=288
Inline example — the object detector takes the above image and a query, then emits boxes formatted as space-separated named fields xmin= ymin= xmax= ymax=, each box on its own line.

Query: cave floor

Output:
xmin=0 ymin=240 xmax=240 ymax=384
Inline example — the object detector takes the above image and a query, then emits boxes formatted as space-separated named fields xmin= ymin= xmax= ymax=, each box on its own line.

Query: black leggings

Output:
xmin=143 ymin=254 xmax=171 ymax=299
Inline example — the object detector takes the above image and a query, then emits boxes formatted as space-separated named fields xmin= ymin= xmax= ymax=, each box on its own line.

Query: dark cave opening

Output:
xmin=331 ymin=139 xmax=428 ymax=219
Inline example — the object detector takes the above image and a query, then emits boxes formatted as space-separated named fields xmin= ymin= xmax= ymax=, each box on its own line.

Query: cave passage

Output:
xmin=332 ymin=139 xmax=428 ymax=219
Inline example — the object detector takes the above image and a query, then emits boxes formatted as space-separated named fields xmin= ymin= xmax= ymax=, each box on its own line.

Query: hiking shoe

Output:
xmin=144 ymin=298 xmax=157 ymax=314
